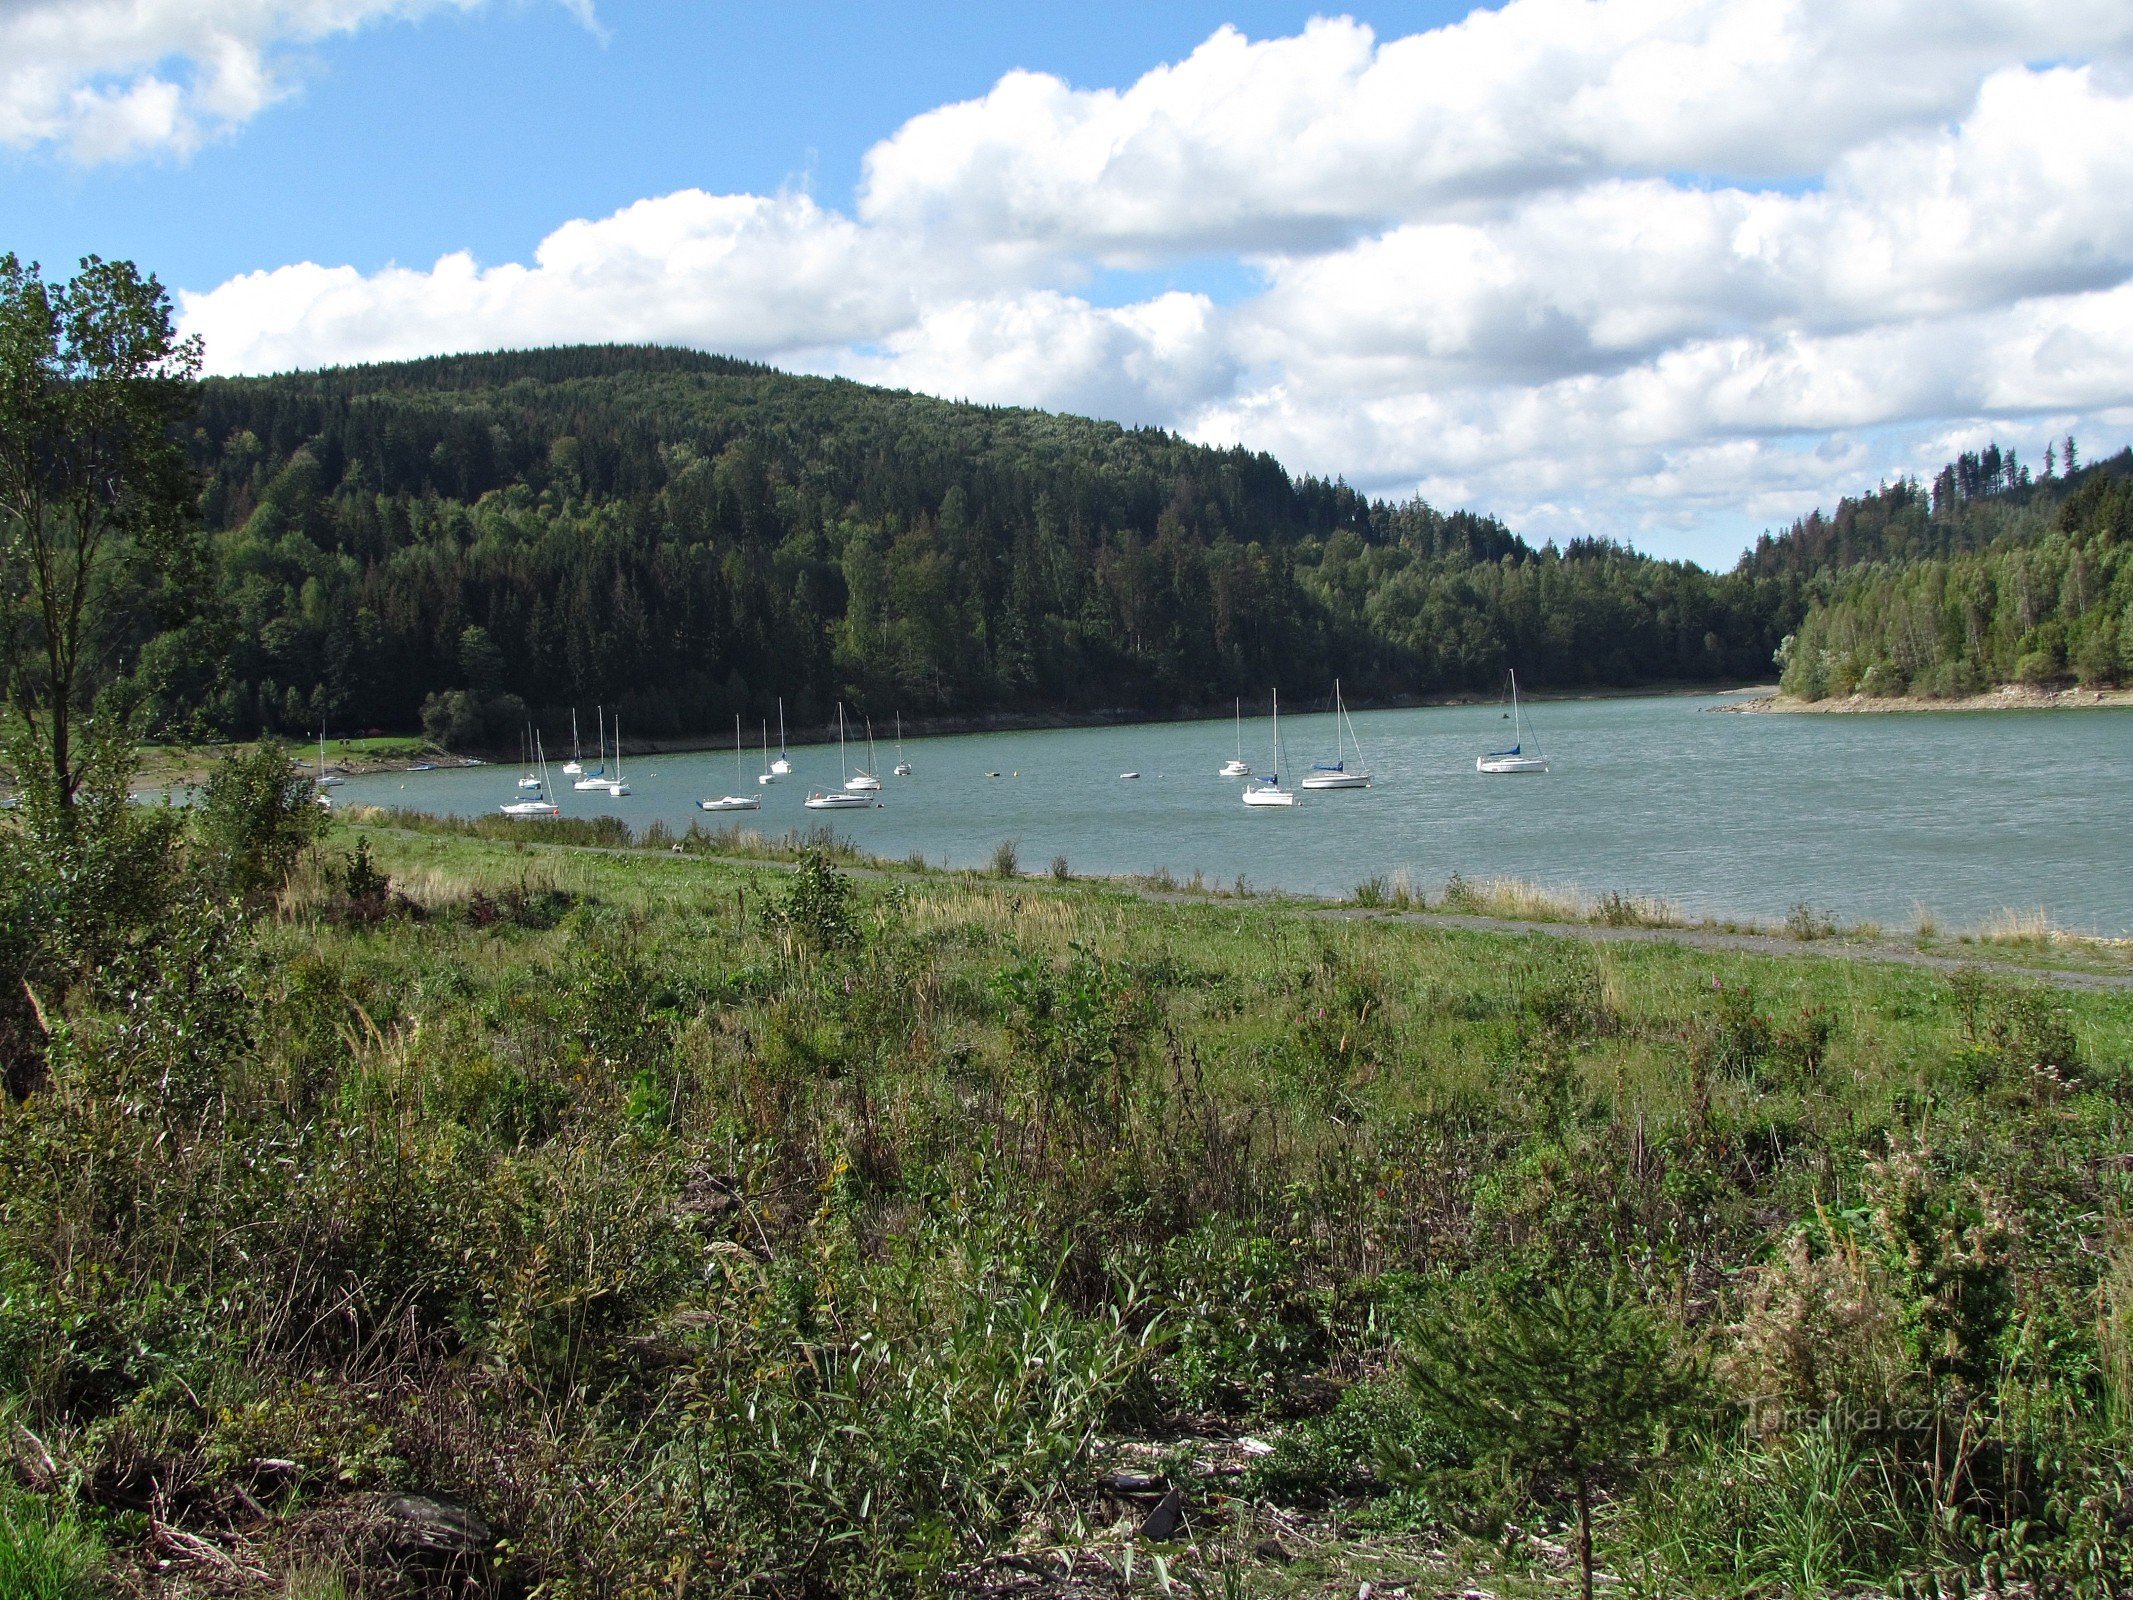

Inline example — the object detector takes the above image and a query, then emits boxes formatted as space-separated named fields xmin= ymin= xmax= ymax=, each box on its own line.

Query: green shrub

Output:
xmin=765 ymin=850 xmax=858 ymax=954
xmin=191 ymin=739 xmax=322 ymax=901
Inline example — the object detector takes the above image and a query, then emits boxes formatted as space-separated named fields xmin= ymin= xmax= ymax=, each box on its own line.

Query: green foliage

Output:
xmin=0 ymin=1486 xmax=106 ymax=1600
xmin=339 ymin=833 xmax=388 ymax=904
xmin=990 ymin=943 xmax=1152 ymax=1111
xmin=154 ymin=347 xmax=1801 ymax=745
xmin=765 ymin=848 xmax=858 ymax=954
xmin=1406 ymin=1271 xmax=1704 ymax=1600
xmin=1154 ymin=1222 xmax=1329 ymax=1414
xmin=191 ymin=737 xmax=322 ymax=900
xmin=1779 ymin=466 xmax=2133 ymax=699
xmin=0 ymin=253 xmax=204 ymax=805
xmin=4 ymin=812 xmax=2133 ymax=1596
xmin=1866 ymin=1144 xmax=2016 ymax=1395
xmin=1244 ymin=1377 xmax=1460 ymax=1505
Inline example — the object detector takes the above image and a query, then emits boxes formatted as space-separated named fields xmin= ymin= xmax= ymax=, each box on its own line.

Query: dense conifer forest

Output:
xmin=150 ymin=347 xmax=1801 ymax=745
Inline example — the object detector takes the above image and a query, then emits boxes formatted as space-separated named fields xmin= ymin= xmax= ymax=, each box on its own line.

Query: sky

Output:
xmin=6 ymin=1 xmax=2133 ymax=568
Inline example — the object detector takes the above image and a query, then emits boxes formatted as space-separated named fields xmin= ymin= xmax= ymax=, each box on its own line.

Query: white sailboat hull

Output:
xmin=1219 ymin=760 xmax=1252 ymax=777
xmin=606 ymin=782 xmax=630 ymax=796
xmin=562 ymin=761 xmax=582 ymax=774
xmin=844 ymin=774 xmax=882 ymax=792
xmin=804 ymin=790 xmax=878 ymax=810
xmin=771 ymin=758 xmax=792 ymax=776
xmin=1242 ymin=785 xmax=1297 ymax=807
xmin=1301 ymin=770 xmax=1370 ymax=789
xmin=699 ymin=795 xmax=761 ymax=812
xmin=1477 ymin=754 xmax=1548 ymax=774
xmin=572 ymin=777 xmax=610 ymax=790
xmin=500 ymin=800 xmax=560 ymax=818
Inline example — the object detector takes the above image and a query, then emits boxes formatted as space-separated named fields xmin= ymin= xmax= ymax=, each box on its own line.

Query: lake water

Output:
xmin=331 ymin=692 xmax=2133 ymax=935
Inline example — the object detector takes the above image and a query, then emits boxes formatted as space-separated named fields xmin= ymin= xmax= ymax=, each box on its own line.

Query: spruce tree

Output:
xmin=1405 ymin=1272 xmax=1702 ymax=1600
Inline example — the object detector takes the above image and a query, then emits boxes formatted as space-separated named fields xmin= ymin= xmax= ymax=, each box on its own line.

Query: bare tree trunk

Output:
xmin=1577 ymin=1472 xmax=1593 ymax=1600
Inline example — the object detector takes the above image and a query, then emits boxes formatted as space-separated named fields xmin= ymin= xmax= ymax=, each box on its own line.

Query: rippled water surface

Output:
xmin=331 ymin=692 xmax=2133 ymax=933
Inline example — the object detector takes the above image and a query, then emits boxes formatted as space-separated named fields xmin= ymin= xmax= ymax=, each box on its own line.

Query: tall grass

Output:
xmin=0 ymin=1489 xmax=104 ymax=1600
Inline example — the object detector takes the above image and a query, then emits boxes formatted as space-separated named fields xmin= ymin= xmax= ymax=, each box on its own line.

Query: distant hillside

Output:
xmin=144 ymin=346 xmax=1797 ymax=743
xmin=1777 ymin=469 xmax=2133 ymax=700
xmin=1740 ymin=441 xmax=2133 ymax=577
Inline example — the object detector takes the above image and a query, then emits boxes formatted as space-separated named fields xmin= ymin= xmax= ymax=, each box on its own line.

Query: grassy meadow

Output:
xmin=3 ymin=798 xmax=2131 ymax=1598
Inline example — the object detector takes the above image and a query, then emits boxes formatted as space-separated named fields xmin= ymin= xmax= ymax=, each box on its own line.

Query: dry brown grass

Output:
xmin=1966 ymin=905 xmax=2133 ymax=961
xmin=1440 ymin=873 xmax=1687 ymax=928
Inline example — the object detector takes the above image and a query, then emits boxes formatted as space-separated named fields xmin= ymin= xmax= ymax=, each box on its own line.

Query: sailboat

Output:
xmin=314 ymin=727 xmax=344 ymax=787
xmin=1301 ymin=679 xmax=1372 ymax=789
xmin=562 ymin=708 xmax=583 ymax=775
xmin=1477 ymin=670 xmax=1548 ymax=774
xmin=892 ymin=712 xmax=913 ymax=777
xmin=605 ymin=719 xmax=630 ymax=797
xmin=805 ymin=704 xmax=880 ymax=809
xmin=757 ymin=720 xmax=776 ymax=786
xmin=1242 ymin=690 xmax=1299 ymax=807
xmin=700 ymin=714 xmax=763 ymax=811
xmin=500 ymin=732 xmax=561 ymax=818
xmin=1219 ymin=697 xmax=1253 ymax=778
xmin=573 ymin=706 xmax=613 ymax=790
xmin=771 ymin=697 xmax=793 ymax=777
xmin=844 ymin=718 xmax=884 ymax=792
xmin=515 ymin=725 xmax=541 ymax=789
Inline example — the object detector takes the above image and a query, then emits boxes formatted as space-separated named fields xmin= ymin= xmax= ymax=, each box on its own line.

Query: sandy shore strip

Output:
xmin=1719 ymin=684 xmax=2133 ymax=714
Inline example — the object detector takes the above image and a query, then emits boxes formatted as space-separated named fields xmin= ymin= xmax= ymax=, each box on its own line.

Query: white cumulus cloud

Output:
xmin=0 ymin=0 xmax=589 ymax=162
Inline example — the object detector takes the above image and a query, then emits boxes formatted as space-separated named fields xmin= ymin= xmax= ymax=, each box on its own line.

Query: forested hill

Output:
xmin=155 ymin=345 xmax=1797 ymax=744
xmin=1739 ymin=441 xmax=2133 ymax=577
xmin=1777 ymin=469 xmax=2133 ymax=700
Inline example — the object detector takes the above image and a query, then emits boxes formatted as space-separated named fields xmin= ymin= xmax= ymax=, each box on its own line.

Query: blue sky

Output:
xmin=6 ymin=3 xmax=1472 ymax=293
xmin=6 ymin=0 xmax=2132 ymax=567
